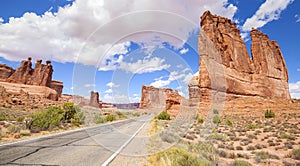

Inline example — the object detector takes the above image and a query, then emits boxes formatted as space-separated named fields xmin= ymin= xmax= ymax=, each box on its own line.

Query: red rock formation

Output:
xmin=0 ymin=57 xmax=63 ymax=100
xmin=50 ymin=80 xmax=63 ymax=97
xmin=89 ymin=91 xmax=101 ymax=108
xmin=140 ymin=85 xmax=182 ymax=116
xmin=8 ymin=57 xmax=33 ymax=84
xmin=198 ymin=11 xmax=290 ymax=103
xmin=0 ymin=64 xmax=15 ymax=81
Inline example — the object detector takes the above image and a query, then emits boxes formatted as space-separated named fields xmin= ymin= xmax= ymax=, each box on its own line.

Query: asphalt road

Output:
xmin=0 ymin=114 xmax=151 ymax=166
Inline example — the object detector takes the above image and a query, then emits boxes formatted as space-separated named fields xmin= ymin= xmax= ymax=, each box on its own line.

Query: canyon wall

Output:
xmin=198 ymin=11 xmax=290 ymax=103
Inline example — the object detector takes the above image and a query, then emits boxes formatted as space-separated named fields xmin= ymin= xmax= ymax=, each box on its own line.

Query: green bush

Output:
xmin=157 ymin=111 xmax=170 ymax=120
xmin=63 ymin=102 xmax=79 ymax=122
xmin=16 ymin=116 xmax=25 ymax=122
xmin=116 ymin=111 xmax=126 ymax=119
xmin=226 ymin=119 xmax=233 ymax=126
xmin=198 ymin=117 xmax=204 ymax=124
xmin=7 ymin=125 xmax=21 ymax=134
xmin=232 ymin=160 xmax=252 ymax=166
xmin=29 ymin=106 xmax=64 ymax=131
xmin=95 ymin=115 xmax=106 ymax=124
xmin=213 ymin=115 xmax=221 ymax=124
xmin=265 ymin=110 xmax=275 ymax=118
xmin=71 ymin=111 xmax=85 ymax=126
xmin=0 ymin=113 xmax=8 ymax=121
xmin=106 ymin=114 xmax=116 ymax=122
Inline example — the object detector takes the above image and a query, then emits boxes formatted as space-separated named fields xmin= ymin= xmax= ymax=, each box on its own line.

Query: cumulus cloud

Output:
xmin=179 ymin=48 xmax=189 ymax=55
xmin=0 ymin=0 xmax=237 ymax=73
xmin=242 ymin=0 xmax=294 ymax=31
xmin=289 ymin=82 xmax=300 ymax=99
xmin=150 ymin=70 xmax=193 ymax=88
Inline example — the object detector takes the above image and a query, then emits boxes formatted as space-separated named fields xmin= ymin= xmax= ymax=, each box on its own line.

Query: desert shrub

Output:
xmin=159 ymin=131 xmax=179 ymax=143
xmin=0 ymin=113 xmax=8 ymax=121
xmin=254 ymin=151 xmax=279 ymax=163
xmin=157 ymin=111 xmax=170 ymax=120
xmin=20 ymin=129 xmax=31 ymax=136
xmin=71 ymin=111 xmax=85 ymax=126
xmin=7 ymin=124 xmax=21 ymax=134
xmin=209 ymin=133 xmax=229 ymax=141
xmin=95 ymin=115 xmax=106 ymax=124
xmin=265 ymin=110 xmax=275 ymax=118
xmin=289 ymin=148 xmax=300 ymax=160
xmin=198 ymin=117 xmax=204 ymax=124
xmin=132 ymin=112 xmax=141 ymax=117
xmin=63 ymin=102 xmax=79 ymax=122
xmin=236 ymin=146 xmax=243 ymax=150
xmin=194 ymin=114 xmax=199 ymax=120
xmin=280 ymin=133 xmax=291 ymax=139
xmin=232 ymin=160 xmax=252 ymax=166
xmin=116 ymin=111 xmax=126 ymax=119
xmin=29 ymin=106 xmax=64 ymax=131
xmin=213 ymin=115 xmax=221 ymax=124
xmin=106 ymin=114 xmax=116 ymax=122
xmin=226 ymin=119 xmax=233 ymax=126
xmin=16 ymin=116 xmax=25 ymax=122
xmin=151 ymin=147 xmax=211 ymax=166
xmin=246 ymin=146 xmax=256 ymax=151
xmin=189 ymin=142 xmax=218 ymax=163
xmin=213 ymin=109 xmax=219 ymax=114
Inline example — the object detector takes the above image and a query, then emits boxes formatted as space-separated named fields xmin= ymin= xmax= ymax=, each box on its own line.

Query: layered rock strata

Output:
xmin=198 ymin=11 xmax=290 ymax=103
xmin=0 ymin=57 xmax=63 ymax=100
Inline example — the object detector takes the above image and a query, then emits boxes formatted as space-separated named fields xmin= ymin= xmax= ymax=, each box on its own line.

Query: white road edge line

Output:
xmin=101 ymin=122 xmax=146 ymax=166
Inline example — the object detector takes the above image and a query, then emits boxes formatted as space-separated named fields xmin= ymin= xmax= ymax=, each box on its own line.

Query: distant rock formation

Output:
xmin=0 ymin=57 xmax=63 ymax=100
xmin=89 ymin=91 xmax=101 ymax=108
xmin=113 ymin=103 xmax=140 ymax=109
xmin=197 ymin=11 xmax=290 ymax=103
xmin=140 ymin=85 xmax=182 ymax=116
xmin=188 ymin=74 xmax=200 ymax=101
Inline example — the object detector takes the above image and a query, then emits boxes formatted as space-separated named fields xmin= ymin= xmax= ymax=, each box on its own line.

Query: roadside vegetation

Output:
xmin=148 ymin=108 xmax=300 ymax=165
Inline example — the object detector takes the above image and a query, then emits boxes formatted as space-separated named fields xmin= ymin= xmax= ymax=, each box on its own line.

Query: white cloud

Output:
xmin=103 ymin=93 xmax=140 ymax=103
xmin=106 ymin=82 xmax=119 ymax=88
xmin=0 ymin=18 xmax=3 ymax=24
xmin=84 ymin=83 xmax=96 ymax=87
xmin=289 ymin=82 xmax=300 ymax=99
xmin=242 ymin=0 xmax=294 ymax=31
xmin=0 ymin=0 xmax=237 ymax=70
xmin=150 ymin=70 xmax=191 ymax=88
xmin=105 ymin=88 xmax=112 ymax=93
xmin=119 ymin=57 xmax=171 ymax=74
xmin=179 ymin=48 xmax=189 ymax=55
xmin=295 ymin=14 xmax=300 ymax=22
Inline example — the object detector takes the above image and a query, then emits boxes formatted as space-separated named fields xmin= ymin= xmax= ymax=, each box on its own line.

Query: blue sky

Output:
xmin=0 ymin=0 xmax=299 ymax=103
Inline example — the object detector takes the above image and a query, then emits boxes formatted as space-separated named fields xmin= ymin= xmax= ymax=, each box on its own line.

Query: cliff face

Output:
xmin=198 ymin=11 xmax=290 ymax=102
xmin=0 ymin=57 xmax=63 ymax=100
xmin=140 ymin=85 xmax=182 ymax=117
